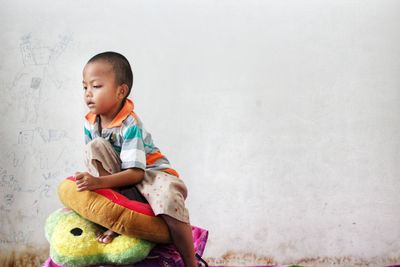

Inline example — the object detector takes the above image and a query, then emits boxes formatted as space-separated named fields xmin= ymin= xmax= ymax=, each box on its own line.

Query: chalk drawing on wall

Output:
xmin=0 ymin=33 xmax=78 ymax=247
xmin=4 ymin=34 xmax=72 ymax=124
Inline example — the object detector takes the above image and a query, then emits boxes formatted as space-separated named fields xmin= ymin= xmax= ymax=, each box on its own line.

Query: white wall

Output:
xmin=0 ymin=0 xmax=399 ymax=265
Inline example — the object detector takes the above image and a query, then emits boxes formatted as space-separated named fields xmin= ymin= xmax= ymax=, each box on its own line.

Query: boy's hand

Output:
xmin=74 ymin=172 xmax=103 ymax=192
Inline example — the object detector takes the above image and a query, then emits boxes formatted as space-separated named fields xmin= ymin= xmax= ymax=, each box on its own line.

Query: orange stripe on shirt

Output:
xmin=146 ymin=151 xmax=165 ymax=165
xmin=146 ymin=152 xmax=180 ymax=178
xmin=161 ymin=168 xmax=180 ymax=178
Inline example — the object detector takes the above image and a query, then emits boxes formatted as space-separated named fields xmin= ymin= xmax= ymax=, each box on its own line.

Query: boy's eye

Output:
xmin=93 ymin=85 xmax=102 ymax=88
xmin=83 ymin=86 xmax=87 ymax=90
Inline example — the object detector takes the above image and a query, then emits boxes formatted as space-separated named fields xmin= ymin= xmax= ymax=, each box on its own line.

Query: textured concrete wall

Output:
xmin=0 ymin=0 xmax=399 ymax=266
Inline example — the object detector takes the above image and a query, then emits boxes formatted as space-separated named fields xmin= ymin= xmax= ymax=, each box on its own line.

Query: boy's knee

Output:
xmin=86 ymin=137 xmax=108 ymax=152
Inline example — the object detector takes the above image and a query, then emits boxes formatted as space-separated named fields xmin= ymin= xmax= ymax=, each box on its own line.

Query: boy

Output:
xmin=74 ymin=51 xmax=197 ymax=267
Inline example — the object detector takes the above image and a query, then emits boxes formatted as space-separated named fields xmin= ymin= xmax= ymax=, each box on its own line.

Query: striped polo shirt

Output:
xmin=83 ymin=98 xmax=179 ymax=177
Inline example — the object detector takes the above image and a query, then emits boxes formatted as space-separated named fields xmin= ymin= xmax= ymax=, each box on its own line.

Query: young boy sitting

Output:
xmin=74 ymin=51 xmax=197 ymax=267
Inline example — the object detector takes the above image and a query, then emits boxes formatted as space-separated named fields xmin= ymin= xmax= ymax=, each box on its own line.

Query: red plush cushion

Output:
xmin=66 ymin=177 xmax=154 ymax=216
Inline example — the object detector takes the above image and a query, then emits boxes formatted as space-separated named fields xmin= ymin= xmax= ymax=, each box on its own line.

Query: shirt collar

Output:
xmin=85 ymin=98 xmax=135 ymax=128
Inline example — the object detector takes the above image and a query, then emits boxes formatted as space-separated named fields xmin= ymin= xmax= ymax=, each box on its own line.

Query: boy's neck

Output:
xmin=99 ymin=100 xmax=125 ymax=129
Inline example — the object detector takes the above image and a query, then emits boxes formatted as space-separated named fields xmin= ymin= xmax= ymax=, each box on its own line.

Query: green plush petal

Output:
xmin=45 ymin=208 xmax=155 ymax=267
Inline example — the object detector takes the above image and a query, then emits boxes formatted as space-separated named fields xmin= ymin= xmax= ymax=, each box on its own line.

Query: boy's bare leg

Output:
xmin=92 ymin=160 xmax=120 ymax=243
xmin=93 ymin=159 xmax=110 ymax=177
xmin=160 ymin=214 xmax=197 ymax=267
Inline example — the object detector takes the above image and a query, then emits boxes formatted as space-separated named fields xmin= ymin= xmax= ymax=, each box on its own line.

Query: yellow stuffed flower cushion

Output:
xmin=45 ymin=207 xmax=155 ymax=266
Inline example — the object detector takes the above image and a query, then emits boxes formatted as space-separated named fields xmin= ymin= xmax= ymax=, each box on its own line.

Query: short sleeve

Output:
xmin=120 ymin=124 xmax=146 ymax=170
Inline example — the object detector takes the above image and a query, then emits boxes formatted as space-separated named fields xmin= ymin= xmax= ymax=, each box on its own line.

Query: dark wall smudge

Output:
xmin=0 ymin=245 xmax=49 ymax=267
xmin=205 ymin=250 xmax=276 ymax=266
xmin=204 ymin=251 xmax=400 ymax=266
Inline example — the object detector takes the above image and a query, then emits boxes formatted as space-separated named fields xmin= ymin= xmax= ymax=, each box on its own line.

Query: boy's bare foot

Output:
xmin=96 ymin=229 xmax=119 ymax=243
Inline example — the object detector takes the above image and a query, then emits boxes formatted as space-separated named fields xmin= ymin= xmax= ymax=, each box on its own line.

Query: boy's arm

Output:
xmin=75 ymin=168 xmax=145 ymax=191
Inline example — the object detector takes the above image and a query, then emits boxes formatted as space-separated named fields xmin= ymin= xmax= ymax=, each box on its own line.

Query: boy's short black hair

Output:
xmin=87 ymin=51 xmax=133 ymax=100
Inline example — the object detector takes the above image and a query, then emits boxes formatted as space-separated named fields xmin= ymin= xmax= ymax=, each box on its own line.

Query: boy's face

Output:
xmin=82 ymin=60 xmax=125 ymax=116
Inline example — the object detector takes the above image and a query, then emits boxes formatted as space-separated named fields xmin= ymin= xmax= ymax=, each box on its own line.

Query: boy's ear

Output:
xmin=118 ymin=84 xmax=129 ymax=99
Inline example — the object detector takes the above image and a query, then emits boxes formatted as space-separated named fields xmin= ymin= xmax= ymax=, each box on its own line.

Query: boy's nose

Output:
xmin=85 ymin=88 xmax=93 ymax=97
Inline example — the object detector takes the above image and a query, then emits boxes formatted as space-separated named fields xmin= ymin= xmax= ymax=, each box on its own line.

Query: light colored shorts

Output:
xmin=84 ymin=137 xmax=190 ymax=224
